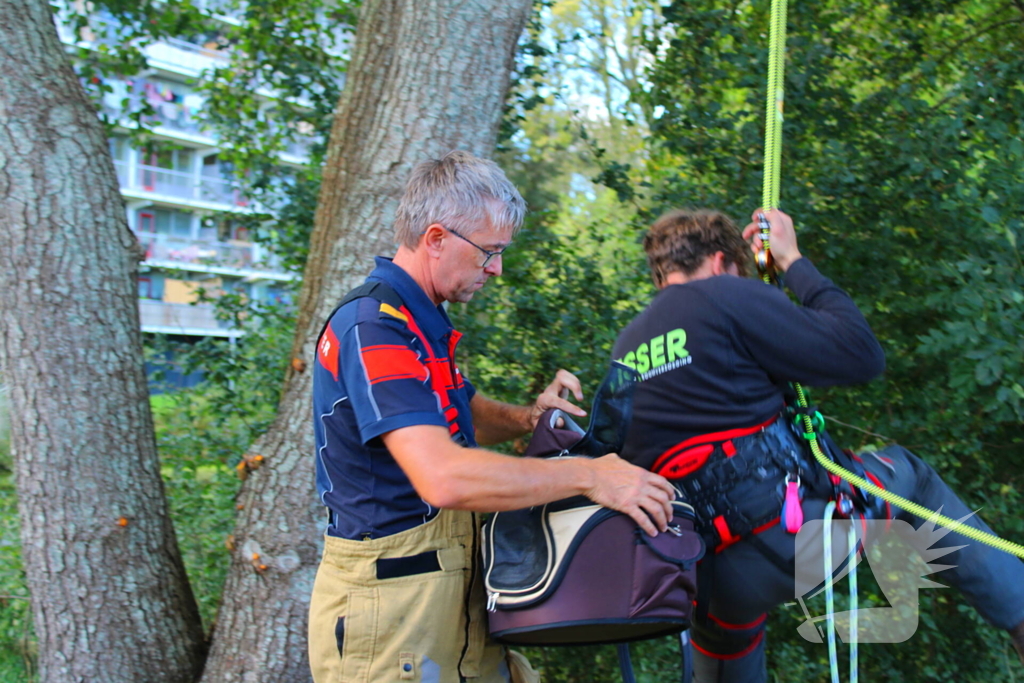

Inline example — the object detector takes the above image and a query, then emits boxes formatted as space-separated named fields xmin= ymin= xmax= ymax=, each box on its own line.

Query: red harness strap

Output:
xmin=652 ymin=415 xmax=778 ymax=478
xmin=713 ymin=516 xmax=781 ymax=553
xmin=692 ymin=629 xmax=765 ymax=660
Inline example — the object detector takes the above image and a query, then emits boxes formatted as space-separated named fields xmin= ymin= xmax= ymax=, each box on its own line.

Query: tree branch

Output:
xmin=825 ymin=415 xmax=898 ymax=444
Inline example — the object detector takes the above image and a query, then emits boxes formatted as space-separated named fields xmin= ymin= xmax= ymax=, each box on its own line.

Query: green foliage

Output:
xmin=20 ymin=1 xmax=1021 ymax=680
xmin=146 ymin=296 xmax=297 ymax=627
xmin=0 ymin=475 xmax=34 ymax=683
xmin=451 ymin=186 xmax=650 ymax=410
xmin=0 ymin=385 xmax=32 ymax=681
xmin=462 ymin=0 xmax=1024 ymax=678
xmin=644 ymin=0 xmax=1024 ymax=442
xmin=631 ymin=0 xmax=1024 ymax=677
xmin=153 ymin=292 xmax=297 ymax=412
xmin=643 ymin=0 xmax=1024 ymax=464
xmin=150 ymin=391 xmax=248 ymax=628
xmin=521 ymin=636 xmax=702 ymax=682
xmin=197 ymin=0 xmax=358 ymax=273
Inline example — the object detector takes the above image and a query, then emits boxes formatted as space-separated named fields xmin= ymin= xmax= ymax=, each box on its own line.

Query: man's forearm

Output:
xmin=382 ymin=424 xmax=675 ymax=537
xmin=470 ymin=394 xmax=533 ymax=445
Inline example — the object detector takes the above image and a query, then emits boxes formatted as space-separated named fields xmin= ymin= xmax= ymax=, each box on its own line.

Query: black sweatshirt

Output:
xmin=611 ymin=258 xmax=885 ymax=470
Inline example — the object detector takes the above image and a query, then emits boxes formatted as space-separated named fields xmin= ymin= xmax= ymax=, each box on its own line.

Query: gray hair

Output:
xmin=394 ymin=150 xmax=526 ymax=249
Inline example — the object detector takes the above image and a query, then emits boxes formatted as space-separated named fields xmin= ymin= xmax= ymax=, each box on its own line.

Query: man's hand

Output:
xmin=742 ymin=208 xmax=803 ymax=272
xmin=583 ymin=454 xmax=677 ymax=537
xmin=528 ymin=369 xmax=588 ymax=429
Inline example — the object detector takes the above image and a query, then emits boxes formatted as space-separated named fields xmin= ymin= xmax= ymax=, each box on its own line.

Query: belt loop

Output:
xmin=449 ymin=513 xmax=471 ymax=539
xmin=437 ymin=546 xmax=468 ymax=571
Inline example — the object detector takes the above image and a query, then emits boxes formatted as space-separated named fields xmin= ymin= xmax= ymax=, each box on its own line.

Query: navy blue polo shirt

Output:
xmin=313 ymin=257 xmax=477 ymax=539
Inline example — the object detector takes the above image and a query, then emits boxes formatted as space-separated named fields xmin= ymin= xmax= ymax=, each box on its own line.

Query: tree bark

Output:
xmin=199 ymin=0 xmax=533 ymax=680
xmin=0 ymin=1 xmax=206 ymax=681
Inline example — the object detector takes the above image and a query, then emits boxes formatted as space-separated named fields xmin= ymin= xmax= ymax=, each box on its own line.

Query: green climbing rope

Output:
xmin=762 ymin=0 xmax=787 ymax=212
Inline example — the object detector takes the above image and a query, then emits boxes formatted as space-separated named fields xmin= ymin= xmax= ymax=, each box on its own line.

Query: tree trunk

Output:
xmin=199 ymin=0 xmax=533 ymax=680
xmin=0 ymin=2 xmax=207 ymax=681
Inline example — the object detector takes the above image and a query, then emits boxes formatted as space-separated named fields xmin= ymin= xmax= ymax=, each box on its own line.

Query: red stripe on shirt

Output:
xmin=360 ymin=345 xmax=428 ymax=385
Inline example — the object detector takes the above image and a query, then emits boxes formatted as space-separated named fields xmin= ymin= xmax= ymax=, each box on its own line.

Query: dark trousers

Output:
xmin=691 ymin=445 xmax=1024 ymax=683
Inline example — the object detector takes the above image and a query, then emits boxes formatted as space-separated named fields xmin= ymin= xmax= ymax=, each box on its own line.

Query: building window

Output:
xmin=145 ymin=145 xmax=194 ymax=173
xmin=138 ymin=211 xmax=156 ymax=233
xmin=136 ymin=209 xmax=194 ymax=239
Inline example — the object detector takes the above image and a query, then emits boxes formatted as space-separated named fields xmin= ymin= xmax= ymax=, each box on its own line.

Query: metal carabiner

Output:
xmin=755 ymin=212 xmax=776 ymax=279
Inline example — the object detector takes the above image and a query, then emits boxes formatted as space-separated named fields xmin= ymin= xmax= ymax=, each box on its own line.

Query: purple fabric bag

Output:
xmin=481 ymin=364 xmax=705 ymax=646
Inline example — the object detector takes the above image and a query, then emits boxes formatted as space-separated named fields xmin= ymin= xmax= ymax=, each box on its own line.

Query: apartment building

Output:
xmin=56 ymin=1 xmax=306 ymax=342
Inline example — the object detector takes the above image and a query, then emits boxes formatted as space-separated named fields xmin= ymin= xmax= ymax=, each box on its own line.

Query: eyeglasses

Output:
xmin=445 ymin=228 xmax=508 ymax=268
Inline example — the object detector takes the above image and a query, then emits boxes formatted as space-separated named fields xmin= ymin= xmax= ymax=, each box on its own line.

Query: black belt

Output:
xmin=376 ymin=550 xmax=441 ymax=580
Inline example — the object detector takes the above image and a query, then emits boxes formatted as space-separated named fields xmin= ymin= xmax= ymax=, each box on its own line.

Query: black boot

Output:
xmin=1011 ymin=619 xmax=1024 ymax=665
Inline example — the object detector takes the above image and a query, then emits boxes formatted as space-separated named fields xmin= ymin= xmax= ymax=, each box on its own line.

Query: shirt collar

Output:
xmin=368 ymin=256 xmax=455 ymax=341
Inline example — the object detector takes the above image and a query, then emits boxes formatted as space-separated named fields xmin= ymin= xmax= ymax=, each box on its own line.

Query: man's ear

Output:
xmin=423 ymin=223 xmax=446 ymax=258
xmin=710 ymin=251 xmax=729 ymax=276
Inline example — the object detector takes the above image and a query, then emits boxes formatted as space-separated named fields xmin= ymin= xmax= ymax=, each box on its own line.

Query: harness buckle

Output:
xmin=792 ymin=409 xmax=825 ymax=440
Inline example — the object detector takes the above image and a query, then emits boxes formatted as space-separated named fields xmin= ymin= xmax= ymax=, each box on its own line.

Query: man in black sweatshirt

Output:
xmin=613 ymin=208 xmax=1024 ymax=682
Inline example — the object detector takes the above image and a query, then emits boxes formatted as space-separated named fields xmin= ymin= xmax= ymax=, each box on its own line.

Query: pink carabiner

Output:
xmin=782 ymin=476 xmax=804 ymax=534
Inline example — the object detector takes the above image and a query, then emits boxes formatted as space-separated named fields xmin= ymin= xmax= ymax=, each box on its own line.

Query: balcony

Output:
xmin=56 ymin=9 xmax=231 ymax=77
xmin=143 ymin=37 xmax=231 ymax=78
xmin=115 ymin=160 xmax=247 ymax=211
xmin=139 ymin=299 xmax=237 ymax=337
xmin=136 ymin=231 xmax=292 ymax=281
xmin=101 ymin=81 xmax=214 ymax=145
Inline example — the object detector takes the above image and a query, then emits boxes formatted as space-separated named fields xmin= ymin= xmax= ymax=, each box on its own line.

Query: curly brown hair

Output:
xmin=643 ymin=209 xmax=751 ymax=285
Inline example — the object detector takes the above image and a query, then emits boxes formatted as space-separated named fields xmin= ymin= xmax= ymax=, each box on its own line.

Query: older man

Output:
xmin=309 ymin=151 xmax=676 ymax=683
xmin=613 ymin=207 xmax=1024 ymax=682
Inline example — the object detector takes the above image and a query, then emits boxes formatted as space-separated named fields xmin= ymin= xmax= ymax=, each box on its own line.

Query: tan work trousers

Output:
xmin=309 ymin=508 xmax=539 ymax=683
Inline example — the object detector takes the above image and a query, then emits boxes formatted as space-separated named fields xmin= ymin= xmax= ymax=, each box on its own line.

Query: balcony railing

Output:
xmin=101 ymin=80 xmax=210 ymax=138
xmin=139 ymin=299 xmax=232 ymax=334
xmin=103 ymin=96 xmax=206 ymax=138
xmin=144 ymin=39 xmax=230 ymax=77
xmin=136 ymin=231 xmax=284 ymax=273
xmin=114 ymin=160 xmax=247 ymax=208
